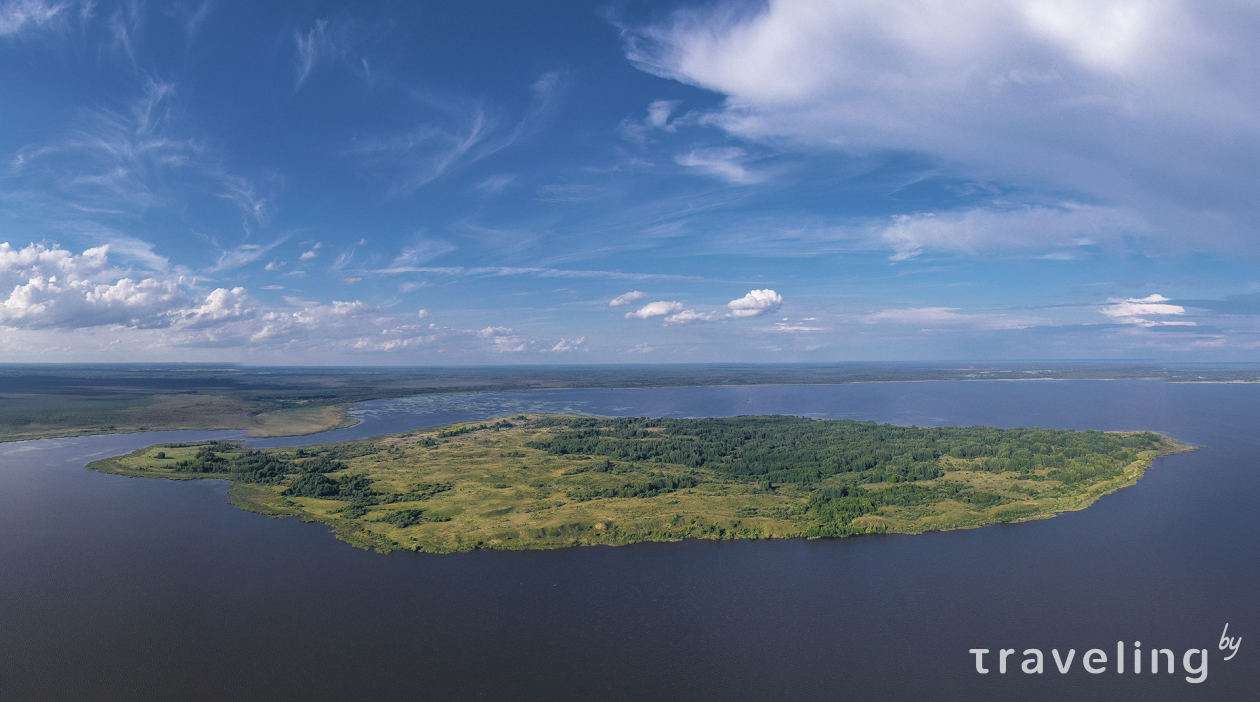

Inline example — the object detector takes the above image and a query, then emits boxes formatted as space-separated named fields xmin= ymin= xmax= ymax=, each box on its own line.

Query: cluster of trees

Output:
xmin=378 ymin=508 xmax=451 ymax=528
xmin=437 ymin=419 xmax=514 ymax=439
xmin=283 ymin=472 xmax=377 ymax=500
xmin=561 ymin=458 xmax=631 ymax=476
xmin=567 ymin=473 xmax=698 ymax=501
xmin=527 ymin=416 xmax=1162 ymax=487
xmin=802 ymin=481 xmax=1010 ymax=533
xmin=167 ymin=443 xmax=352 ymax=485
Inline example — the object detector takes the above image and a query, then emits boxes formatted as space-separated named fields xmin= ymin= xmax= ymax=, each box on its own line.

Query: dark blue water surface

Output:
xmin=0 ymin=381 xmax=1255 ymax=701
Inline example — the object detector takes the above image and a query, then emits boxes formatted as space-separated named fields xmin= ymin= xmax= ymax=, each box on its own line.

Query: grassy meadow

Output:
xmin=87 ymin=414 xmax=1196 ymax=553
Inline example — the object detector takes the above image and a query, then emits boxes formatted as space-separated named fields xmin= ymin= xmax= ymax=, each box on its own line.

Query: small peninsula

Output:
xmin=88 ymin=414 xmax=1196 ymax=553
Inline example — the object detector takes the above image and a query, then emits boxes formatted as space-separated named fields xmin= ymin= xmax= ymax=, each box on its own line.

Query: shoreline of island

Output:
xmin=86 ymin=413 xmax=1199 ymax=554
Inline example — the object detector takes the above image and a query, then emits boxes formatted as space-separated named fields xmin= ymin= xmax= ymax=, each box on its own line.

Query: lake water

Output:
xmin=0 ymin=380 xmax=1255 ymax=700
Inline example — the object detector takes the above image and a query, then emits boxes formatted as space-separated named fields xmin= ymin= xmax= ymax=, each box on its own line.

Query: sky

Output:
xmin=2 ymin=0 xmax=1260 ymax=365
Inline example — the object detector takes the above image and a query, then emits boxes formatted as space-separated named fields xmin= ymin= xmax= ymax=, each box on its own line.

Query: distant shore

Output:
xmin=5 ymin=361 xmax=1255 ymax=443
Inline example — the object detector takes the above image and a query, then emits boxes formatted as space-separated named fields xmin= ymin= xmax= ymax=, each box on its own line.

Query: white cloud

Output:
xmin=767 ymin=322 xmax=820 ymax=332
xmin=879 ymin=204 xmax=1141 ymax=260
xmin=620 ymin=99 xmax=683 ymax=142
xmin=675 ymin=146 xmax=765 ymax=184
xmin=727 ymin=288 xmax=783 ymax=317
xmin=416 ymin=308 xmax=430 ymax=319
xmin=390 ymin=238 xmax=456 ymax=267
xmin=625 ymin=300 xmax=684 ymax=318
xmin=866 ymin=306 xmax=1042 ymax=330
xmin=624 ymin=0 xmax=1260 ymax=251
xmin=609 ymin=290 xmax=647 ymax=307
xmin=212 ymin=238 xmax=287 ymax=272
xmin=623 ymin=289 xmax=786 ymax=325
xmin=345 ymin=70 xmax=567 ymax=198
xmin=294 ymin=19 xmax=347 ymax=91
xmin=182 ymin=287 xmax=251 ymax=323
xmin=1100 ymin=294 xmax=1196 ymax=327
xmin=646 ymin=100 xmax=681 ymax=128
xmin=476 ymin=325 xmax=513 ymax=338
xmin=352 ymin=335 xmax=435 ymax=352
xmin=299 ymin=242 xmax=322 ymax=261
xmin=375 ymin=265 xmax=693 ymax=281
xmin=492 ymin=335 xmax=528 ymax=353
xmin=663 ymin=309 xmax=723 ymax=324
xmin=0 ymin=0 xmax=69 ymax=37
xmin=11 ymin=79 xmax=271 ymax=226
xmin=551 ymin=336 xmax=585 ymax=351
xmin=0 ymin=242 xmax=196 ymax=329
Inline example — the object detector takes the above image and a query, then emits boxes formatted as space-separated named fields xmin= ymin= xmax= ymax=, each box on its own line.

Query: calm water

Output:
xmin=0 ymin=381 xmax=1255 ymax=701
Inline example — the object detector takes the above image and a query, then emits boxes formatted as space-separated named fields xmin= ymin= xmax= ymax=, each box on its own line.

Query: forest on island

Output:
xmin=93 ymin=414 xmax=1183 ymax=551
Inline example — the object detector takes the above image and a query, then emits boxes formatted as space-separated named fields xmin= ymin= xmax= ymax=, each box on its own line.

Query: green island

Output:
xmin=87 ymin=414 xmax=1197 ymax=553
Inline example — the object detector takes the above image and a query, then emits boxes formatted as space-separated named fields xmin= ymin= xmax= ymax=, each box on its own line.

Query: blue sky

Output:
xmin=2 ymin=0 xmax=1260 ymax=364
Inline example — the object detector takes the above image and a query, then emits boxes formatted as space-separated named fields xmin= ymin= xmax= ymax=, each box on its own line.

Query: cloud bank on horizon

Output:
xmin=0 ymin=0 xmax=1257 ymax=363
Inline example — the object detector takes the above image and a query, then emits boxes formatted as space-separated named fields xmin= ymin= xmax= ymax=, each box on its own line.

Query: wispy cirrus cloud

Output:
xmin=10 ymin=78 xmax=272 ymax=230
xmin=879 ymin=203 xmax=1142 ymax=261
xmin=293 ymin=18 xmax=348 ymax=91
xmin=374 ymin=264 xmax=697 ymax=281
xmin=0 ymin=0 xmax=71 ymax=36
xmin=389 ymin=237 xmax=456 ymax=267
xmin=348 ymin=72 xmax=563 ymax=197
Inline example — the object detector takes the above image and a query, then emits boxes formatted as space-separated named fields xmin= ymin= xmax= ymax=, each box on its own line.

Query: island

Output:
xmin=87 ymin=414 xmax=1197 ymax=553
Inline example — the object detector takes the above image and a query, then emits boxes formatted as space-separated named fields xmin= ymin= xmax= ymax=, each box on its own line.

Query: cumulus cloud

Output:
xmin=625 ymin=289 xmax=786 ymax=325
xmin=0 ymin=242 xmax=564 ymax=360
xmin=0 ymin=242 xmax=194 ymax=329
xmin=623 ymin=0 xmax=1260 ymax=251
xmin=609 ymin=290 xmax=647 ymax=307
xmin=727 ymin=288 xmax=783 ymax=317
xmin=625 ymin=300 xmax=684 ymax=319
xmin=1100 ymin=294 xmax=1196 ymax=327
